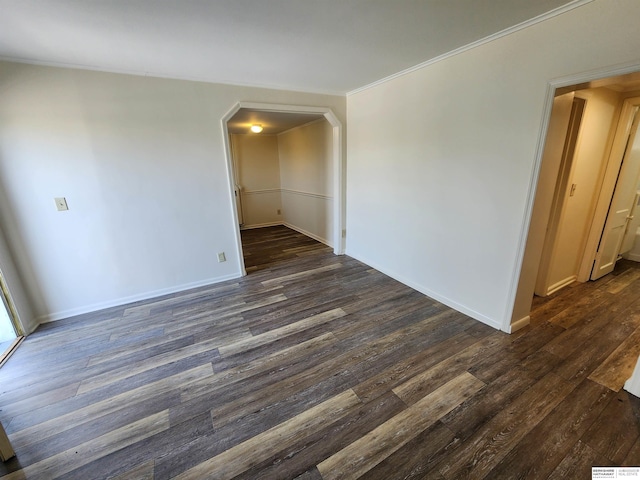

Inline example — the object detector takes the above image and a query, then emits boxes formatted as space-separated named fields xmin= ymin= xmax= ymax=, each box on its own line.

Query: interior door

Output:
xmin=620 ymin=191 xmax=640 ymax=254
xmin=234 ymin=185 xmax=244 ymax=226
xmin=229 ymin=135 xmax=244 ymax=227
xmin=591 ymin=106 xmax=640 ymax=279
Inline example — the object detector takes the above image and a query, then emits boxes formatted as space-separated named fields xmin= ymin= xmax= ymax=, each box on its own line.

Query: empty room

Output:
xmin=1 ymin=1 xmax=640 ymax=479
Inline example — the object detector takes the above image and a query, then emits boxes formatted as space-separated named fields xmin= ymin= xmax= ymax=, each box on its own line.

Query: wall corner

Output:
xmin=505 ymin=315 xmax=530 ymax=334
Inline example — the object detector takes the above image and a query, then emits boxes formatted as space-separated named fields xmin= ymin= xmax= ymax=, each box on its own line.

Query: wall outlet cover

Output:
xmin=54 ymin=197 xmax=69 ymax=211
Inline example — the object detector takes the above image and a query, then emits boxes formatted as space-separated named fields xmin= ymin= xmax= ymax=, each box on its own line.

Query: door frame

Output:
xmin=534 ymin=95 xmax=586 ymax=297
xmin=506 ymin=62 xmax=640 ymax=333
xmin=221 ymin=102 xmax=345 ymax=276
xmin=0 ymin=269 xmax=23 ymax=338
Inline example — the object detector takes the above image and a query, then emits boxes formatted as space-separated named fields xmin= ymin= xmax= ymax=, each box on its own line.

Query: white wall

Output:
xmin=278 ymin=119 xmax=334 ymax=245
xmin=346 ymin=0 xmax=640 ymax=329
xmin=0 ymin=61 xmax=345 ymax=322
xmin=0 ymin=223 xmax=34 ymax=334
xmin=232 ymin=134 xmax=282 ymax=228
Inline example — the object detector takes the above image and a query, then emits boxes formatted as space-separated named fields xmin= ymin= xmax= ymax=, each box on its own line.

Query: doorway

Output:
xmin=510 ymin=68 xmax=640 ymax=332
xmin=221 ymin=102 xmax=344 ymax=276
xmin=589 ymin=99 xmax=640 ymax=280
xmin=535 ymin=94 xmax=588 ymax=297
xmin=536 ymin=91 xmax=640 ymax=297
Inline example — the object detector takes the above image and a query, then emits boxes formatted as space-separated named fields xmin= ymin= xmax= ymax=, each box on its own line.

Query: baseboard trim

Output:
xmin=544 ymin=275 xmax=578 ymax=296
xmin=284 ymin=223 xmax=332 ymax=248
xmin=345 ymin=249 xmax=501 ymax=330
xmin=623 ymin=252 xmax=640 ymax=263
xmin=241 ymin=222 xmax=283 ymax=230
xmin=36 ymin=272 xmax=242 ymax=324
xmin=508 ymin=315 xmax=531 ymax=333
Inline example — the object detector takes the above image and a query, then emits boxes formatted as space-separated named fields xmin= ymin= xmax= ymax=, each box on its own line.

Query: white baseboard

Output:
xmin=508 ymin=315 xmax=530 ymax=333
xmin=284 ymin=223 xmax=332 ymax=248
xmin=545 ymin=275 xmax=578 ymax=296
xmin=623 ymin=252 xmax=640 ymax=263
xmin=239 ymin=222 xmax=332 ymax=248
xmin=36 ymin=272 xmax=242 ymax=324
xmin=345 ymin=249 xmax=502 ymax=330
xmin=240 ymin=222 xmax=282 ymax=230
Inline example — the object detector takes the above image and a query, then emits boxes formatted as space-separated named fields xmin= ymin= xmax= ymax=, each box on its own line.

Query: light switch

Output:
xmin=54 ymin=197 xmax=69 ymax=211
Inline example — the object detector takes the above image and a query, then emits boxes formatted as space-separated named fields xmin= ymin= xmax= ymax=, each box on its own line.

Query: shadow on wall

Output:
xmin=0 ymin=165 xmax=46 ymax=326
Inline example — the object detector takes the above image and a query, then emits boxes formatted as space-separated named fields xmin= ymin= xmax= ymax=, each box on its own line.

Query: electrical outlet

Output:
xmin=217 ymin=252 xmax=226 ymax=263
xmin=54 ymin=197 xmax=69 ymax=211
xmin=277 ymin=209 xmax=281 ymax=215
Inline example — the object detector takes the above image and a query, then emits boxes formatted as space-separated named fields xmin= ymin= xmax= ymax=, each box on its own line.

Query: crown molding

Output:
xmin=347 ymin=0 xmax=594 ymax=97
xmin=0 ymin=56 xmax=346 ymax=97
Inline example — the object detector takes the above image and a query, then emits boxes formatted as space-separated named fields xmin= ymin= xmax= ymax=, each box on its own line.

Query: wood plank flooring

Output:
xmin=1 ymin=225 xmax=639 ymax=479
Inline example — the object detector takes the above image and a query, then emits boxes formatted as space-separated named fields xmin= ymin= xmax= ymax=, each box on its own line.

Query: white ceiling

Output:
xmin=0 ymin=0 xmax=582 ymax=95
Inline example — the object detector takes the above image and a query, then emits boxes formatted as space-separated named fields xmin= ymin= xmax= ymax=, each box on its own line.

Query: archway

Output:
xmin=221 ymin=102 xmax=344 ymax=275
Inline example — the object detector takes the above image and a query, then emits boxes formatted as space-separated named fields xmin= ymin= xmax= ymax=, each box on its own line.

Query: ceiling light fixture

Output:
xmin=250 ymin=124 xmax=263 ymax=133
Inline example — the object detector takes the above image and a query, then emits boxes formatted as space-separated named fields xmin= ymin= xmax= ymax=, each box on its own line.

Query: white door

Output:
xmin=591 ymin=106 xmax=640 ymax=279
xmin=620 ymin=191 xmax=640 ymax=254
xmin=234 ymin=184 xmax=244 ymax=226
xmin=229 ymin=135 xmax=244 ymax=227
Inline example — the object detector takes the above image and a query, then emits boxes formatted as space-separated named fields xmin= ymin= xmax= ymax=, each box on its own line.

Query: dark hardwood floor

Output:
xmin=0 ymin=225 xmax=639 ymax=479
